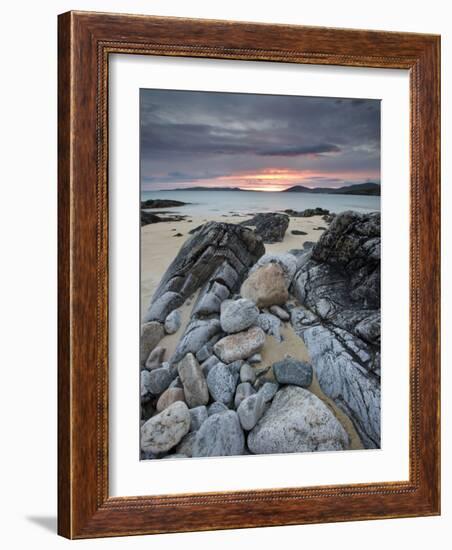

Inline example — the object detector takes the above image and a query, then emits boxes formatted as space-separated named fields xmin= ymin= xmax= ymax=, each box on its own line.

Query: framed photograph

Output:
xmin=58 ymin=11 xmax=440 ymax=538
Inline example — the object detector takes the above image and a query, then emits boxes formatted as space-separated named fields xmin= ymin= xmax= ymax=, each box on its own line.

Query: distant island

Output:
xmin=156 ymin=182 xmax=380 ymax=196
xmin=283 ymin=182 xmax=380 ymax=196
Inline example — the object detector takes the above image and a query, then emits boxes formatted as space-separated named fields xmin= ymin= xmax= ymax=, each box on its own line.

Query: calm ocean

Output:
xmin=141 ymin=190 xmax=380 ymax=217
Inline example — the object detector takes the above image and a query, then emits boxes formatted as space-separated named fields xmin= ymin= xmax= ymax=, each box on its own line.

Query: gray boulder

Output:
xmin=148 ymin=367 xmax=173 ymax=395
xmin=140 ymin=322 xmax=165 ymax=363
xmin=206 ymin=363 xmax=236 ymax=405
xmin=141 ymin=401 xmax=191 ymax=454
xmin=248 ymin=386 xmax=349 ymax=454
xmin=201 ymin=356 xmax=223 ymax=376
xmin=240 ymin=213 xmax=289 ymax=244
xmin=145 ymin=345 xmax=165 ymax=370
xmin=259 ymin=382 xmax=279 ymax=403
xmin=208 ymin=402 xmax=229 ymax=416
xmin=195 ymin=333 xmax=224 ymax=363
xmin=192 ymin=281 xmax=230 ymax=318
xmin=237 ymin=392 xmax=266 ymax=430
xmin=240 ymin=363 xmax=256 ymax=384
xmin=189 ymin=405 xmax=208 ymax=432
xmin=257 ymin=313 xmax=282 ymax=342
xmin=213 ymin=326 xmax=266 ymax=363
xmin=269 ymin=305 xmax=290 ymax=322
xmin=227 ymin=360 xmax=243 ymax=384
xmin=140 ymin=370 xmax=152 ymax=402
xmin=144 ymin=291 xmax=183 ymax=323
xmin=164 ymin=309 xmax=181 ymax=334
xmin=176 ymin=432 xmax=197 ymax=457
xmin=234 ymin=382 xmax=256 ymax=409
xmin=192 ymin=411 xmax=245 ymax=457
xmin=272 ymin=357 xmax=313 ymax=387
xmin=220 ymin=298 xmax=259 ymax=334
xmin=177 ymin=353 xmax=209 ymax=408
xmin=172 ymin=318 xmax=221 ymax=364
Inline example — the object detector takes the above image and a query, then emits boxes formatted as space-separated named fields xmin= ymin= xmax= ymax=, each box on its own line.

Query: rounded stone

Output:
xmin=220 ymin=298 xmax=259 ymax=334
xmin=272 ymin=357 xmax=313 ymax=387
xmin=192 ymin=410 xmax=245 ymax=457
xmin=177 ymin=353 xmax=209 ymax=408
xmin=248 ymin=386 xmax=349 ymax=454
xmin=156 ymin=387 xmax=185 ymax=412
xmin=141 ymin=401 xmax=191 ymax=454
xmin=241 ymin=263 xmax=289 ymax=308
xmin=213 ymin=326 xmax=266 ymax=364
xmin=206 ymin=363 xmax=236 ymax=405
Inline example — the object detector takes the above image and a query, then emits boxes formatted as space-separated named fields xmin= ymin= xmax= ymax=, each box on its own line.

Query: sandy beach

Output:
xmin=141 ymin=213 xmax=327 ymax=312
xmin=141 ymin=213 xmax=364 ymax=450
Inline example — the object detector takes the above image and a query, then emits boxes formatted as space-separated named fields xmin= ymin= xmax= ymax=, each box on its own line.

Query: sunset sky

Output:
xmin=140 ymin=89 xmax=380 ymax=192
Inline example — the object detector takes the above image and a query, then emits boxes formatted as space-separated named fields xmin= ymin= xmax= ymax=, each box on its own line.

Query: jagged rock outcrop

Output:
xmin=141 ymin=199 xmax=188 ymax=209
xmin=284 ymin=207 xmax=330 ymax=217
xmin=240 ymin=213 xmax=289 ymax=243
xmin=290 ymin=211 xmax=381 ymax=448
xmin=143 ymin=222 xmax=265 ymax=323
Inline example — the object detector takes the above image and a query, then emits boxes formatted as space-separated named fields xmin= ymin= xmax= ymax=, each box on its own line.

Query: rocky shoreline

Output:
xmin=140 ymin=209 xmax=381 ymax=458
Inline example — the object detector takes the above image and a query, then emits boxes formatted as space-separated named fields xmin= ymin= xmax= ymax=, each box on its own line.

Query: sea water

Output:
xmin=141 ymin=190 xmax=380 ymax=217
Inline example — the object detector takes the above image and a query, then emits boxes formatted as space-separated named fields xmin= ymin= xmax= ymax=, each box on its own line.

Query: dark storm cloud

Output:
xmin=140 ymin=89 xmax=380 ymax=189
xmin=258 ymin=144 xmax=341 ymax=157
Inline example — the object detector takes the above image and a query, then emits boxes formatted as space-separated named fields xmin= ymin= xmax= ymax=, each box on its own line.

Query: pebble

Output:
xmin=192 ymin=411 xmax=245 ymax=457
xmin=164 ymin=309 xmax=181 ymax=334
xmin=177 ymin=353 xmax=209 ymax=408
xmin=272 ymin=357 xmax=313 ymax=387
xmin=234 ymin=382 xmax=256 ymax=409
xmin=206 ymin=363 xmax=237 ymax=405
xmin=141 ymin=401 xmax=191 ymax=454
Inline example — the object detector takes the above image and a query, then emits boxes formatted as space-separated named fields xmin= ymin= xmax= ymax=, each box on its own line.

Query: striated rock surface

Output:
xmin=144 ymin=222 xmax=264 ymax=322
xmin=241 ymin=212 xmax=289 ymax=244
xmin=290 ymin=211 xmax=381 ymax=448
xmin=248 ymin=386 xmax=349 ymax=454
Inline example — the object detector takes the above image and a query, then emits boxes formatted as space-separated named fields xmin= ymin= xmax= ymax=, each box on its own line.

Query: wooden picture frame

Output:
xmin=58 ymin=10 xmax=440 ymax=539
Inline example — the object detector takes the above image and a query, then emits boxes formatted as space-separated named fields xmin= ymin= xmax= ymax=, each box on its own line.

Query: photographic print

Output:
xmin=140 ymin=89 xmax=381 ymax=459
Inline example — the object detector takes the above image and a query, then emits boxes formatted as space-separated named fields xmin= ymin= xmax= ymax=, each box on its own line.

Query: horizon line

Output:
xmin=142 ymin=182 xmax=381 ymax=193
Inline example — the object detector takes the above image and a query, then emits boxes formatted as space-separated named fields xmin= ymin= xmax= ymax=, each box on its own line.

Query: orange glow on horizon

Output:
xmin=204 ymin=167 xmax=379 ymax=192
xmin=152 ymin=166 xmax=380 ymax=192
